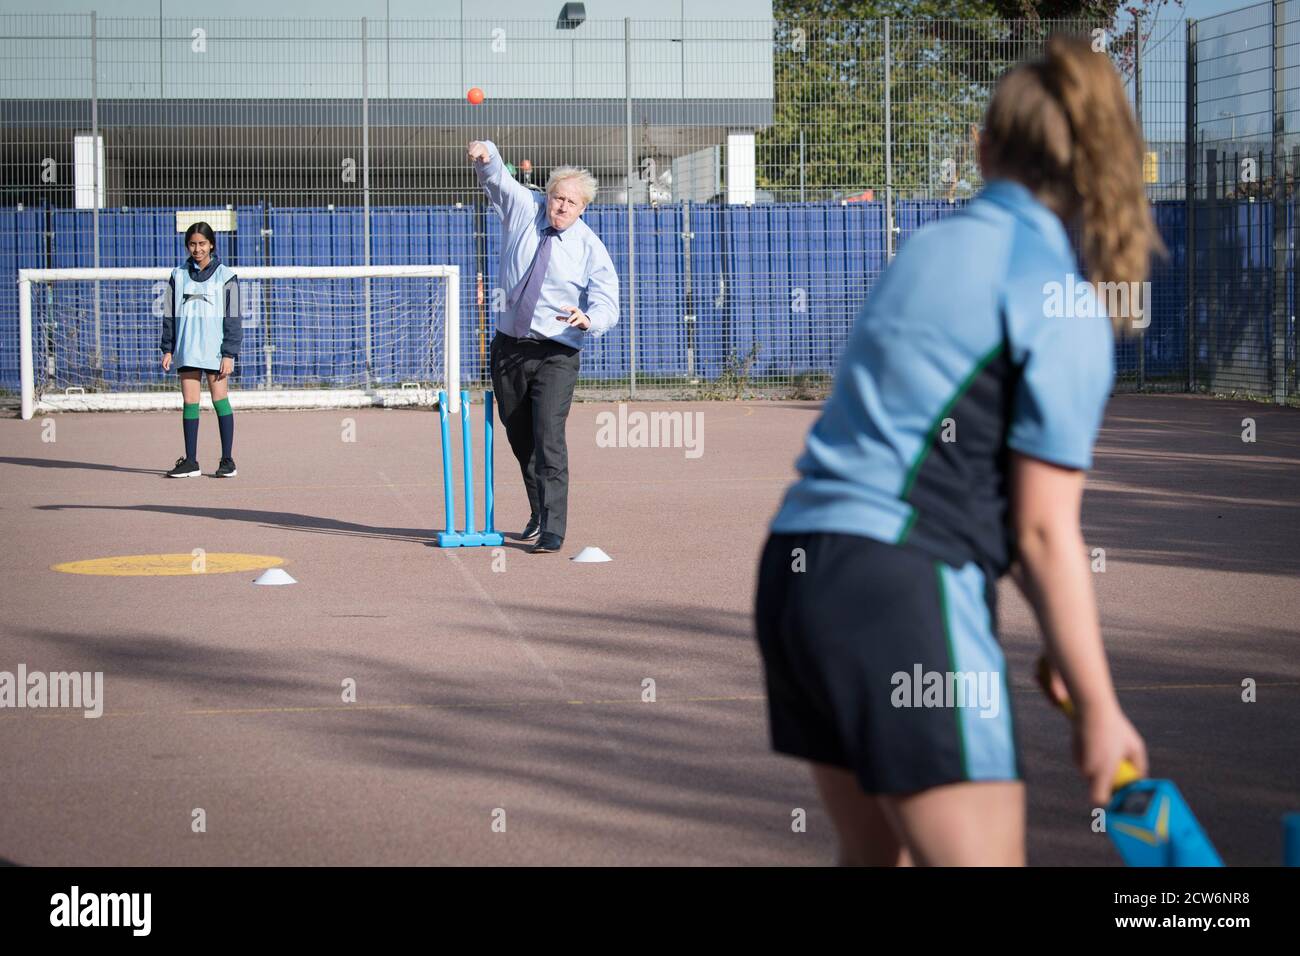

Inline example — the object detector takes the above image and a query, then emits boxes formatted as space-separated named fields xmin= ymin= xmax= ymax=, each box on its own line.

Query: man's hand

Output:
xmin=161 ymin=352 xmax=172 ymax=372
xmin=467 ymin=141 xmax=490 ymax=165
xmin=217 ymin=356 xmax=234 ymax=380
xmin=556 ymin=307 xmax=590 ymax=331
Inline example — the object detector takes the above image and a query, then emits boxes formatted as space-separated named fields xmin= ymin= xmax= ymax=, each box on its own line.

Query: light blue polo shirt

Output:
xmin=771 ymin=179 xmax=1114 ymax=575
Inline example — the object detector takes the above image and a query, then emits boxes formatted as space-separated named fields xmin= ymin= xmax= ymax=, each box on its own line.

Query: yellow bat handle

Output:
xmin=1112 ymin=759 xmax=1141 ymax=790
xmin=1041 ymin=657 xmax=1142 ymax=793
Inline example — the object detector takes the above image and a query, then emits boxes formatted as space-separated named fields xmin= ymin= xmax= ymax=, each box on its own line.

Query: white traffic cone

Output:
xmin=253 ymin=568 xmax=297 ymax=585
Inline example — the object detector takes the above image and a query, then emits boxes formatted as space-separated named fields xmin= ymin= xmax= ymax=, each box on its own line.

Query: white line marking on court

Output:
xmin=443 ymin=548 xmax=568 ymax=693
xmin=1095 ymin=447 xmax=1298 ymax=467
xmin=8 ymin=682 xmax=1300 ymax=723
xmin=1085 ymin=477 xmax=1296 ymax=508
xmin=374 ymin=469 xmax=596 ymax=718
xmin=1103 ymin=414 xmax=1300 ymax=453
xmin=0 ymin=694 xmax=771 ymax=722
xmin=374 ymin=466 xmax=639 ymax=767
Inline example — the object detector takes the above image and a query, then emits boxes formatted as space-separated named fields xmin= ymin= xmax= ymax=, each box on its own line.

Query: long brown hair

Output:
xmin=981 ymin=34 xmax=1163 ymax=327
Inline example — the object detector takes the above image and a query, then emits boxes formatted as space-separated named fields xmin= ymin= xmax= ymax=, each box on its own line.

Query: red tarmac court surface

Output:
xmin=0 ymin=394 xmax=1296 ymax=865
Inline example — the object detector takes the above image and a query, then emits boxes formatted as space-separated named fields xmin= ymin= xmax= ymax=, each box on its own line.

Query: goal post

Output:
xmin=18 ymin=264 xmax=462 ymax=420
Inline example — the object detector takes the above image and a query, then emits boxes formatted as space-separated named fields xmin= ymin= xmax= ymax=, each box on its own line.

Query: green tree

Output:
xmin=759 ymin=0 xmax=1181 ymax=198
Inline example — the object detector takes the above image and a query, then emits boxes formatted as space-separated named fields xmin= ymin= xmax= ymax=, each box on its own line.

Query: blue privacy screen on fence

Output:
xmin=0 ymin=198 xmax=1274 ymax=396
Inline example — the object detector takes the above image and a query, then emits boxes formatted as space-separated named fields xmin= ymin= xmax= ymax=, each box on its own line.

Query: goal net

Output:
xmin=18 ymin=265 xmax=462 ymax=419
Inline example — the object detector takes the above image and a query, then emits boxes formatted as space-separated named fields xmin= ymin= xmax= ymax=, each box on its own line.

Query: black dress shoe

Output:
xmin=520 ymin=516 xmax=542 ymax=541
xmin=531 ymin=532 xmax=563 ymax=554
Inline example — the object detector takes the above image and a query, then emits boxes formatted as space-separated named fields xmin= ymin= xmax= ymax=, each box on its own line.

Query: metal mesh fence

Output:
xmin=1188 ymin=1 xmax=1299 ymax=403
xmin=2 ymin=10 xmax=1289 ymax=405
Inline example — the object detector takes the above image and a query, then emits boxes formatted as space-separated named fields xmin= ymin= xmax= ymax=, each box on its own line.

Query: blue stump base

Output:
xmin=437 ymin=530 xmax=504 ymax=548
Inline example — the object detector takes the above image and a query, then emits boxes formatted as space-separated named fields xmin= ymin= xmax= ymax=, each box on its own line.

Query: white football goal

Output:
xmin=18 ymin=264 xmax=463 ymax=420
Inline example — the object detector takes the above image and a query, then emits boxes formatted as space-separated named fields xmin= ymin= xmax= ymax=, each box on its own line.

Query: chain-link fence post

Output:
xmin=1185 ymin=17 xmax=1197 ymax=393
xmin=884 ymin=16 xmax=894 ymax=262
xmin=1135 ymin=23 xmax=1145 ymax=390
xmin=624 ymin=17 xmax=637 ymax=400
xmin=362 ymin=16 xmax=373 ymax=387
xmin=1272 ymin=0 xmax=1288 ymax=405
xmin=91 ymin=9 xmax=102 ymax=373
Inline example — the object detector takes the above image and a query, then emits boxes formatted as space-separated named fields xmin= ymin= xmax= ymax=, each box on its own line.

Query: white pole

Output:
xmin=19 ymin=278 xmax=34 ymax=421
xmin=445 ymin=267 xmax=460 ymax=414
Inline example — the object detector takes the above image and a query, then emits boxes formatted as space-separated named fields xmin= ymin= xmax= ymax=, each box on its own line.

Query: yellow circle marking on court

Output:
xmin=51 ymin=554 xmax=286 ymax=577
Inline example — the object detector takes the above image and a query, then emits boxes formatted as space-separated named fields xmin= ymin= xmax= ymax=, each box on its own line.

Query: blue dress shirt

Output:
xmin=475 ymin=140 xmax=620 ymax=349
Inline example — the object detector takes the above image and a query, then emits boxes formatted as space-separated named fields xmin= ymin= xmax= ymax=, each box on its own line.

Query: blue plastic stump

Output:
xmin=481 ymin=389 xmax=504 ymax=546
xmin=436 ymin=390 xmax=462 ymax=547
xmin=436 ymin=389 xmax=503 ymax=548
xmin=457 ymin=389 xmax=485 ymax=546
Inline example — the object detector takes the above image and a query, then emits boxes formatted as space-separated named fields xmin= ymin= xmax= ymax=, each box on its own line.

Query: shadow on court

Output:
xmin=33 ymin=504 xmax=569 ymax=551
xmin=36 ymin=502 xmax=434 ymax=545
xmin=0 ymin=394 xmax=1295 ymax=865
xmin=6 ymin=609 xmax=1296 ymax=866
xmin=0 ymin=455 xmax=163 ymax=476
xmin=1085 ymin=396 xmax=1300 ymax=577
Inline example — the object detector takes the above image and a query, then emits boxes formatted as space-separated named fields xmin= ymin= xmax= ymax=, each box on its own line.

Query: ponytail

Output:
xmin=982 ymin=34 xmax=1164 ymax=330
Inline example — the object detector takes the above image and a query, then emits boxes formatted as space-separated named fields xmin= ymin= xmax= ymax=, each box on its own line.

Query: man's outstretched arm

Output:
xmin=468 ymin=140 xmax=538 ymax=227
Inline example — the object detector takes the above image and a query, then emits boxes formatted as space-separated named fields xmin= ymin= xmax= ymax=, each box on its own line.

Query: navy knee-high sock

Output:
xmin=214 ymin=397 xmax=234 ymax=459
xmin=182 ymin=403 xmax=200 ymax=461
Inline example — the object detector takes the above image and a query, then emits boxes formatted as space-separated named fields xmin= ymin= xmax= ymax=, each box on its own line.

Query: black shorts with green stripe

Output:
xmin=754 ymin=531 xmax=1021 ymax=794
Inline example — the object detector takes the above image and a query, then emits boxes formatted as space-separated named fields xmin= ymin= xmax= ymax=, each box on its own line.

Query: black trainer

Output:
xmin=531 ymin=532 xmax=563 ymax=554
xmin=215 ymin=457 xmax=237 ymax=478
xmin=166 ymin=456 xmax=201 ymax=478
xmin=520 ymin=516 xmax=542 ymax=541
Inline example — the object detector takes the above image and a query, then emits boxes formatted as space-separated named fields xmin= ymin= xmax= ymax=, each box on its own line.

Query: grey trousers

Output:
xmin=489 ymin=333 xmax=581 ymax=538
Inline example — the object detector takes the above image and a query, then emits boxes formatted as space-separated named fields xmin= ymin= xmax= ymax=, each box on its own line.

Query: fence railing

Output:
xmin=1 ymin=197 xmax=1211 ymax=399
xmin=1 ymin=9 xmax=1294 ymax=403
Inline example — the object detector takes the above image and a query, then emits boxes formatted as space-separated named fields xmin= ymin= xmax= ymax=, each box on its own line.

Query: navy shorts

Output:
xmin=754 ymin=531 xmax=1021 ymax=794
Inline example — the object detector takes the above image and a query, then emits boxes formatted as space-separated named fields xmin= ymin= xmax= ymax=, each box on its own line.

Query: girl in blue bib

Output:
xmin=159 ymin=222 xmax=241 ymax=477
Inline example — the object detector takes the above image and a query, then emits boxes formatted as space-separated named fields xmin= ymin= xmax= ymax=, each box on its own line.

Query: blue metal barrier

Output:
xmin=0 ymin=197 xmax=1231 ymax=392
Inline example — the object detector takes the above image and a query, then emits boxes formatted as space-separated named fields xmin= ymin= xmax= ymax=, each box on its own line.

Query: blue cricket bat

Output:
xmin=1036 ymin=656 xmax=1223 ymax=867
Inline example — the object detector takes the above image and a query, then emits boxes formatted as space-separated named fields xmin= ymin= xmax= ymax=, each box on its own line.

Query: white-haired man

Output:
xmin=468 ymin=140 xmax=620 ymax=554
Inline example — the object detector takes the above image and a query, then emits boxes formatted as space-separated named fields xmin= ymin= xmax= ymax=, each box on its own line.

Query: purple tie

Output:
xmin=509 ymin=226 xmax=558 ymax=338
